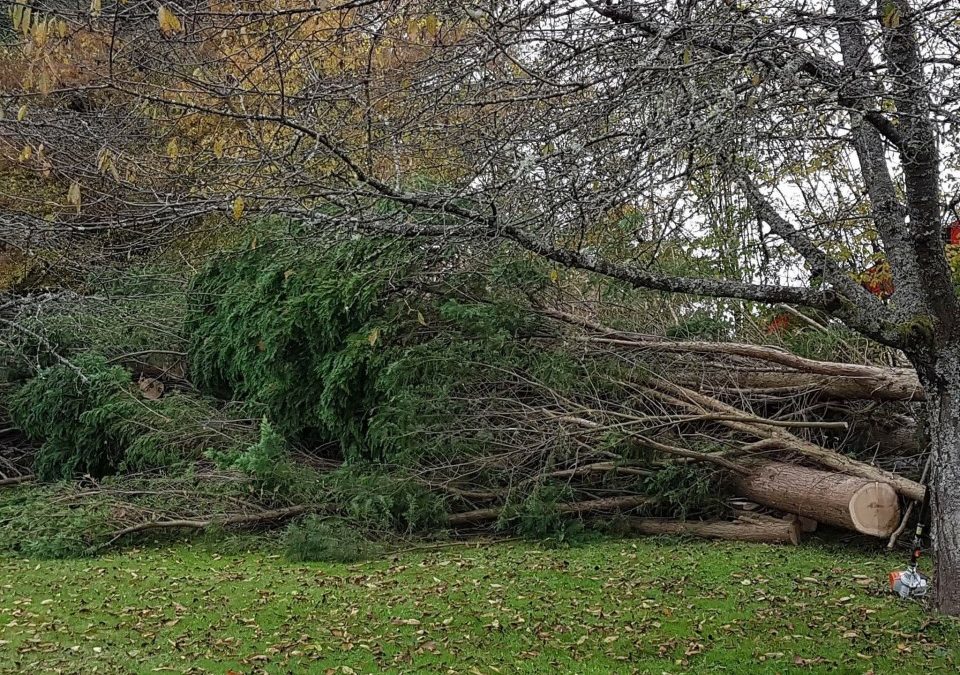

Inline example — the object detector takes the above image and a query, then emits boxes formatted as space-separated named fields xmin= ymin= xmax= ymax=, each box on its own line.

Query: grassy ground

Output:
xmin=0 ymin=537 xmax=957 ymax=674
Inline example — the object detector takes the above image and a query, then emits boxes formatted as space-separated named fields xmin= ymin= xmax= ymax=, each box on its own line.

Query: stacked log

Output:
xmin=624 ymin=513 xmax=801 ymax=545
xmin=732 ymin=461 xmax=901 ymax=537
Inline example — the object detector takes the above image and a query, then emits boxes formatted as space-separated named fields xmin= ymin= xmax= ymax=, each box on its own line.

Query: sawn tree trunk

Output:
xmin=733 ymin=461 xmax=900 ymax=537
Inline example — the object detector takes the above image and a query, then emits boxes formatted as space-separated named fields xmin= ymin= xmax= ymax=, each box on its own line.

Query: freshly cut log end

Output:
xmin=733 ymin=461 xmax=900 ymax=538
xmin=849 ymin=481 xmax=900 ymax=537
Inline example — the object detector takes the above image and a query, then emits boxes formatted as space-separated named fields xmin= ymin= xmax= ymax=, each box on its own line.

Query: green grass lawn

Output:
xmin=0 ymin=537 xmax=957 ymax=674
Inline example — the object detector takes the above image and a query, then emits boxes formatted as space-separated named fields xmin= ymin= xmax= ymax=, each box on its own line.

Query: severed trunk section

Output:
xmin=733 ymin=461 xmax=899 ymax=537
xmin=624 ymin=514 xmax=800 ymax=545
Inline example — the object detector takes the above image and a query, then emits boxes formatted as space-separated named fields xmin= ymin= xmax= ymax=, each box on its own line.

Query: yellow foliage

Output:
xmin=67 ymin=181 xmax=82 ymax=212
xmin=158 ymin=5 xmax=183 ymax=35
xmin=97 ymin=147 xmax=120 ymax=180
xmin=231 ymin=196 xmax=245 ymax=221
xmin=37 ymin=71 xmax=52 ymax=95
xmin=424 ymin=14 xmax=439 ymax=39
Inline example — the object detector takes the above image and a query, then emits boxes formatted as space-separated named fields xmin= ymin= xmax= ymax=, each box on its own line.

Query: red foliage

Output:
xmin=860 ymin=261 xmax=894 ymax=300
xmin=765 ymin=313 xmax=793 ymax=335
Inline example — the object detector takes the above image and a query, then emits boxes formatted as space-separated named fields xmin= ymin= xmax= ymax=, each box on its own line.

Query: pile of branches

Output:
xmin=393 ymin=305 xmax=926 ymax=546
xmin=0 ymin=236 xmax=932 ymax=552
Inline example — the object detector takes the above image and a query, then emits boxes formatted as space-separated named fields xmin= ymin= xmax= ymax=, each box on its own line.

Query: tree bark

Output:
xmin=922 ymin=353 xmax=960 ymax=615
xmin=676 ymin=369 xmax=923 ymax=402
xmin=733 ymin=461 xmax=900 ymax=537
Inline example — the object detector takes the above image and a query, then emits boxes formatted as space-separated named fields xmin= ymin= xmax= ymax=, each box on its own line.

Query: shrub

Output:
xmin=186 ymin=235 xmax=558 ymax=463
xmin=10 ymin=354 xmax=132 ymax=478
xmin=187 ymin=237 xmax=417 ymax=455
xmin=206 ymin=418 xmax=297 ymax=495
xmin=666 ymin=313 xmax=732 ymax=340
xmin=500 ymin=484 xmax=584 ymax=543
xmin=0 ymin=471 xmax=273 ymax=558
xmin=641 ymin=463 xmax=728 ymax=519
xmin=0 ymin=484 xmax=109 ymax=558
xmin=320 ymin=466 xmax=448 ymax=533
xmin=9 ymin=354 xmax=254 ymax=479
xmin=285 ymin=516 xmax=375 ymax=563
xmin=0 ymin=264 xmax=188 ymax=384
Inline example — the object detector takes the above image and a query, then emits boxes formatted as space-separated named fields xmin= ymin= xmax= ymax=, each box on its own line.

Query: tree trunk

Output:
xmin=922 ymin=352 xmax=960 ymax=615
xmin=675 ymin=368 xmax=923 ymax=401
xmin=623 ymin=515 xmax=800 ymax=545
xmin=733 ymin=461 xmax=900 ymax=537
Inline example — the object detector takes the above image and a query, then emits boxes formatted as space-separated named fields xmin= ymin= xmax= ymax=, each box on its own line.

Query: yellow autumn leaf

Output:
xmin=166 ymin=137 xmax=178 ymax=159
xmin=17 ymin=105 xmax=27 ymax=121
xmin=97 ymin=147 xmax=120 ymax=180
xmin=18 ymin=6 xmax=31 ymax=35
xmin=882 ymin=3 xmax=901 ymax=28
xmin=424 ymin=14 xmax=439 ymax=39
xmin=232 ymin=196 xmax=245 ymax=221
xmin=10 ymin=2 xmax=23 ymax=32
xmin=67 ymin=181 xmax=82 ymax=211
xmin=213 ymin=137 xmax=226 ymax=159
xmin=367 ymin=327 xmax=380 ymax=346
xmin=97 ymin=147 xmax=110 ymax=171
xmin=32 ymin=17 xmax=48 ymax=47
xmin=158 ymin=5 xmax=182 ymax=35
xmin=416 ymin=311 xmax=427 ymax=326
xmin=549 ymin=268 xmax=559 ymax=283
xmin=38 ymin=72 xmax=52 ymax=95
xmin=18 ymin=145 xmax=32 ymax=162
xmin=90 ymin=0 xmax=102 ymax=18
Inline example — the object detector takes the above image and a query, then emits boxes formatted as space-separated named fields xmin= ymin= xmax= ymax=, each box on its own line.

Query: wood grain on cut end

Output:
xmin=849 ymin=481 xmax=900 ymax=537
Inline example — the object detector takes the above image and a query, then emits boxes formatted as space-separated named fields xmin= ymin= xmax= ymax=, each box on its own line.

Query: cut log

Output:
xmin=783 ymin=513 xmax=819 ymax=533
xmin=675 ymin=370 xmax=923 ymax=402
xmin=0 ymin=475 xmax=34 ymax=487
xmin=623 ymin=516 xmax=800 ymax=544
xmin=646 ymin=379 xmax=925 ymax=501
xmin=733 ymin=461 xmax=899 ymax=537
